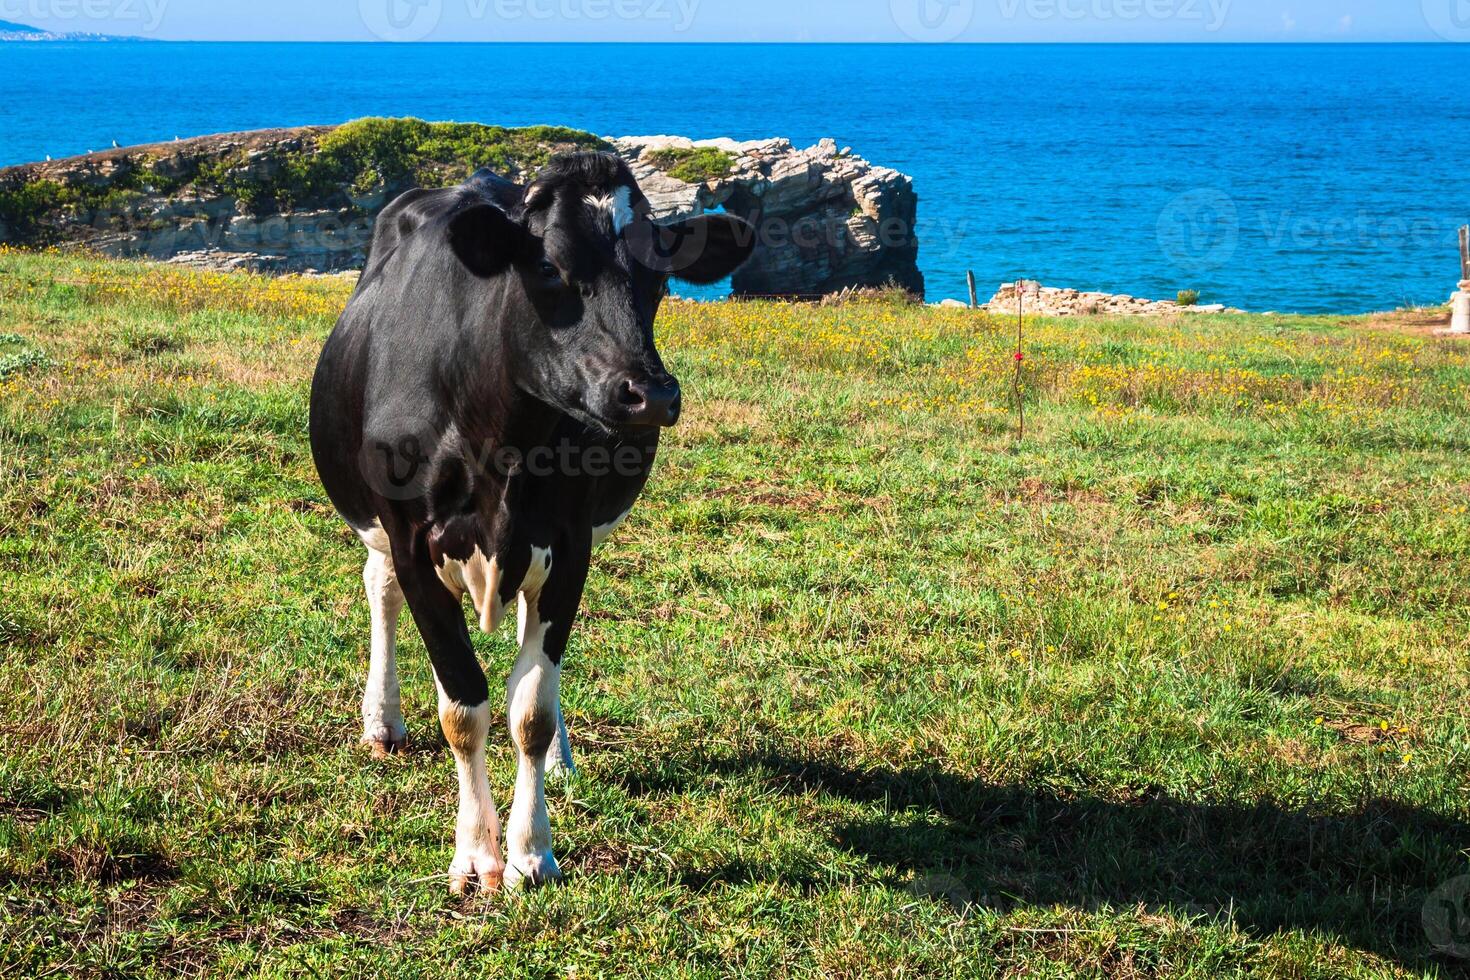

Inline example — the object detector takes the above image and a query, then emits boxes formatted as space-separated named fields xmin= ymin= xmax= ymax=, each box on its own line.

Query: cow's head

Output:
xmin=446 ymin=152 xmax=754 ymax=430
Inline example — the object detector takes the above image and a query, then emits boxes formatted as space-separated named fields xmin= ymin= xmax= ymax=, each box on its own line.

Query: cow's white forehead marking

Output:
xmin=584 ymin=186 xmax=634 ymax=236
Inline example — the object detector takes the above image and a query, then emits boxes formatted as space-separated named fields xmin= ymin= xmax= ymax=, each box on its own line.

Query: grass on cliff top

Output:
xmin=1 ymin=248 xmax=1469 ymax=978
xmin=221 ymin=116 xmax=607 ymax=209
xmin=644 ymin=146 xmax=738 ymax=184
xmin=0 ymin=117 xmax=608 ymax=238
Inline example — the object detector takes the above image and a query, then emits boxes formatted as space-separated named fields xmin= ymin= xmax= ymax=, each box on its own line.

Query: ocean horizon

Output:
xmin=6 ymin=41 xmax=1470 ymax=312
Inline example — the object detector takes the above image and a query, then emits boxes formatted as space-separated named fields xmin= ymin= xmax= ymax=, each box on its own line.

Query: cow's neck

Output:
xmin=468 ymin=380 xmax=561 ymax=453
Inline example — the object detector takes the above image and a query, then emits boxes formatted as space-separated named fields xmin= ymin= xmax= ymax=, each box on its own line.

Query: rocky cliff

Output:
xmin=614 ymin=135 xmax=922 ymax=297
xmin=0 ymin=118 xmax=923 ymax=299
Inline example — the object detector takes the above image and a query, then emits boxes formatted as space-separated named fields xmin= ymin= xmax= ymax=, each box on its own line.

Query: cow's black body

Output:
xmin=310 ymin=173 xmax=659 ymax=702
xmin=308 ymin=152 xmax=752 ymax=892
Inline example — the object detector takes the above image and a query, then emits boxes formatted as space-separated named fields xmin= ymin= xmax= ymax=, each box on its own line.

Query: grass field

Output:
xmin=1 ymin=248 xmax=1468 ymax=978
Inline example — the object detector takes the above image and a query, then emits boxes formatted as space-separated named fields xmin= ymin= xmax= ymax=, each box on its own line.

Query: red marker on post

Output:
xmin=1013 ymin=280 xmax=1036 ymax=441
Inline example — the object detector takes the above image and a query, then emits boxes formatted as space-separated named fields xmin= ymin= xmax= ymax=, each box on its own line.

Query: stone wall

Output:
xmin=0 ymin=121 xmax=923 ymax=299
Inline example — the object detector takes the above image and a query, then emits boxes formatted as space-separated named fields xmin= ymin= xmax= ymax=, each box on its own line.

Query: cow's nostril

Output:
xmin=618 ymin=379 xmax=647 ymax=407
xmin=614 ymin=376 xmax=680 ymax=427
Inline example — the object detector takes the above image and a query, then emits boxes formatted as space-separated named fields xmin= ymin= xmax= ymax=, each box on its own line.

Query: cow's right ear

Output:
xmin=447 ymin=203 xmax=525 ymax=278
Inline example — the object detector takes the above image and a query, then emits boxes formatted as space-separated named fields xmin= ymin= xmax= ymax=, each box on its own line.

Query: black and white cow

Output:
xmin=309 ymin=152 xmax=753 ymax=892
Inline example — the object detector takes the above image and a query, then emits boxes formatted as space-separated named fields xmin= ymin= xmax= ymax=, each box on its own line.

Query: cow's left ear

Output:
xmin=662 ymin=214 xmax=757 ymax=285
xmin=447 ymin=203 xmax=526 ymax=278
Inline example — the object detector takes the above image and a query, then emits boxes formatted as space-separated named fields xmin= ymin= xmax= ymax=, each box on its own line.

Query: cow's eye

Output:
xmin=539 ymin=260 xmax=561 ymax=282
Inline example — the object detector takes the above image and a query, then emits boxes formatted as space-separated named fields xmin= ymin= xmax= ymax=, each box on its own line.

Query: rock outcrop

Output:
xmin=615 ymin=136 xmax=922 ymax=298
xmin=981 ymin=281 xmax=1242 ymax=317
xmin=0 ymin=119 xmax=923 ymax=299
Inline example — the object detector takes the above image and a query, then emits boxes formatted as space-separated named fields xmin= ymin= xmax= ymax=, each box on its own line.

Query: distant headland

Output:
xmin=0 ymin=19 xmax=152 ymax=42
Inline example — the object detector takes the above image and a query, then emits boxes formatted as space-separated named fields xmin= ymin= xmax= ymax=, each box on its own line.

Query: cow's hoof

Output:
xmin=361 ymin=724 xmax=407 ymax=759
xmin=504 ymin=853 xmax=563 ymax=891
xmin=448 ymin=852 xmax=505 ymax=896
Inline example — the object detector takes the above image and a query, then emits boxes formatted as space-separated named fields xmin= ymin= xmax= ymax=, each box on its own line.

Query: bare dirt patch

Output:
xmin=668 ymin=398 xmax=766 ymax=443
xmin=1353 ymin=308 xmax=1453 ymax=336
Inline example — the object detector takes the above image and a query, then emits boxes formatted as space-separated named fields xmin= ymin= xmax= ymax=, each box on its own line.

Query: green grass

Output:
xmin=1 ymin=249 xmax=1468 ymax=977
xmin=645 ymin=146 xmax=738 ymax=184
xmin=202 ymin=117 xmax=607 ymax=214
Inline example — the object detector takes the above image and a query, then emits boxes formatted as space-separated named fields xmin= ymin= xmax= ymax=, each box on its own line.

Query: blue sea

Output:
xmin=3 ymin=42 xmax=1469 ymax=312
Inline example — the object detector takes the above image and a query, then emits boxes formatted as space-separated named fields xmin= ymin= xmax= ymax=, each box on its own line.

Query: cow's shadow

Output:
xmin=616 ymin=749 xmax=1469 ymax=970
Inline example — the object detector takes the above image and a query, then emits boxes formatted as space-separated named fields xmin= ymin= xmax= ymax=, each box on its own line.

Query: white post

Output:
xmin=1453 ymin=280 xmax=1470 ymax=335
xmin=1436 ymin=227 xmax=1470 ymax=336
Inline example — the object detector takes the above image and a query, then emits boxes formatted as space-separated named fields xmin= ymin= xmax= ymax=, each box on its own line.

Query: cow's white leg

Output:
xmin=361 ymin=548 xmax=406 ymax=757
xmin=504 ymin=595 xmax=563 ymax=889
xmin=438 ymin=684 xmax=505 ymax=895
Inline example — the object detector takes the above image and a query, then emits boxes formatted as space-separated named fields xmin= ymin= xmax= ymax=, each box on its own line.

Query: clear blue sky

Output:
xmin=4 ymin=0 xmax=1456 ymax=42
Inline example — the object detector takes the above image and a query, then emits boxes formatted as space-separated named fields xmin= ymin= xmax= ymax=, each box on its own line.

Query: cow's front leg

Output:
xmin=388 ymin=528 xmax=504 ymax=895
xmin=504 ymin=543 xmax=587 ymax=889
xmin=438 ymin=684 xmax=504 ymax=895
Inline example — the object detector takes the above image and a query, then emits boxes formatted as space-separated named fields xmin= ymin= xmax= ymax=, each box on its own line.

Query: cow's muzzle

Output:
xmin=615 ymin=375 xmax=682 ymax=428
